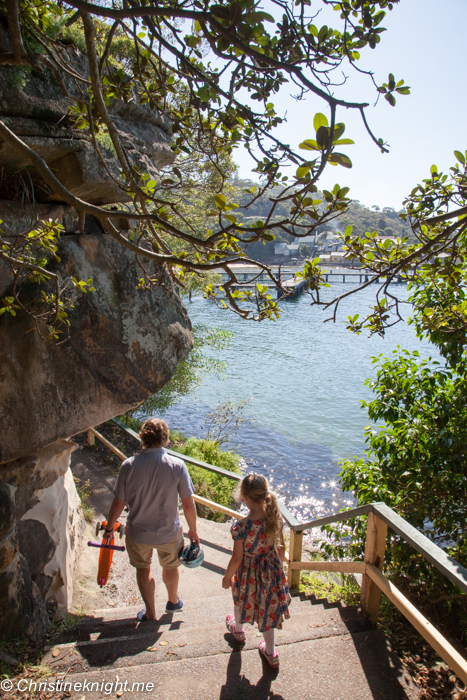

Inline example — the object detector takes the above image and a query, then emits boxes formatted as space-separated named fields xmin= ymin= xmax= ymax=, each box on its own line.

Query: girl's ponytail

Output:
xmin=264 ymin=491 xmax=282 ymax=545
xmin=241 ymin=473 xmax=282 ymax=545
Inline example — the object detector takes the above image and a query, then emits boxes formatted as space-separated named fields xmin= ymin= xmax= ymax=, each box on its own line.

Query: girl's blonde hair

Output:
xmin=241 ymin=473 xmax=282 ymax=544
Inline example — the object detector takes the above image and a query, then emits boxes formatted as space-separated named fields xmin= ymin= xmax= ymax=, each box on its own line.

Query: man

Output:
xmin=104 ymin=418 xmax=199 ymax=621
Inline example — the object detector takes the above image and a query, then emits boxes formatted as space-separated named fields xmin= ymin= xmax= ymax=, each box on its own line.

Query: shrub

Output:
xmin=323 ymin=349 xmax=467 ymax=643
xmin=175 ymin=438 xmax=241 ymax=522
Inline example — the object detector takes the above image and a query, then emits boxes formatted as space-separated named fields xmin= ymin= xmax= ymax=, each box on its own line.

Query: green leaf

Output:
xmin=454 ymin=150 xmax=465 ymax=165
xmin=316 ymin=125 xmax=329 ymax=148
xmin=296 ymin=165 xmax=310 ymax=179
xmin=313 ymin=113 xmax=328 ymax=131
xmin=333 ymin=139 xmax=354 ymax=146
xmin=328 ymin=153 xmax=352 ymax=169
xmin=252 ymin=11 xmax=275 ymax=22
xmin=299 ymin=139 xmax=320 ymax=151
xmin=215 ymin=193 xmax=227 ymax=209
xmin=430 ymin=164 xmax=438 ymax=175
xmin=194 ymin=19 xmax=202 ymax=31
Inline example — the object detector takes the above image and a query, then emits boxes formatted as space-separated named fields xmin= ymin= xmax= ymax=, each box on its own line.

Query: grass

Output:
xmin=175 ymin=437 xmax=241 ymax=522
xmin=73 ymin=476 xmax=95 ymax=522
xmin=299 ymin=569 xmax=361 ymax=606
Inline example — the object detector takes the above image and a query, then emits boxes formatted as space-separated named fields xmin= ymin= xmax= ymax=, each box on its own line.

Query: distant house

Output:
xmin=294 ymin=235 xmax=316 ymax=245
xmin=329 ymin=251 xmax=348 ymax=264
xmin=375 ymin=235 xmax=397 ymax=244
xmin=314 ymin=251 xmax=359 ymax=267
xmin=274 ymin=243 xmax=301 ymax=256
xmin=274 ymin=242 xmax=289 ymax=256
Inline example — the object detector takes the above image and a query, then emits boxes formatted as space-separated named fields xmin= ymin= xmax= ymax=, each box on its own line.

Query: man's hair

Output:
xmin=138 ymin=419 xmax=169 ymax=448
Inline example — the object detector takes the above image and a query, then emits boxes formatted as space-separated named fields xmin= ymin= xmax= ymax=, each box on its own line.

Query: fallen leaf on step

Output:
xmin=116 ymin=691 xmax=123 ymax=697
xmin=107 ymin=600 xmax=116 ymax=607
xmin=159 ymin=641 xmax=169 ymax=646
xmin=52 ymin=648 xmax=60 ymax=658
xmin=147 ymin=647 xmax=158 ymax=652
xmin=174 ymin=643 xmax=186 ymax=648
xmin=166 ymin=652 xmax=177 ymax=656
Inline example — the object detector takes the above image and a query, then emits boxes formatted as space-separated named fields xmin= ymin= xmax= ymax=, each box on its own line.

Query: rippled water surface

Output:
xmin=149 ymin=284 xmax=436 ymax=522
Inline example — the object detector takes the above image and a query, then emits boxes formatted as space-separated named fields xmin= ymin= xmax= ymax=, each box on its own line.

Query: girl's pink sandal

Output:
xmin=226 ymin=615 xmax=246 ymax=643
xmin=259 ymin=640 xmax=280 ymax=668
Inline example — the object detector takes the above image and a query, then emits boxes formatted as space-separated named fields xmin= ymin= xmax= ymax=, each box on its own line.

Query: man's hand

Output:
xmin=103 ymin=527 xmax=114 ymax=543
xmin=187 ymin=529 xmax=200 ymax=546
xmin=182 ymin=495 xmax=199 ymax=546
xmin=102 ymin=498 xmax=126 ymax=544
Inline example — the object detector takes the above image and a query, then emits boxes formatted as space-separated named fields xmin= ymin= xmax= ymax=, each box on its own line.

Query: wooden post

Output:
xmin=87 ymin=429 xmax=95 ymax=446
xmin=360 ymin=512 xmax=388 ymax=624
xmin=287 ymin=529 xmax=303 ymax=589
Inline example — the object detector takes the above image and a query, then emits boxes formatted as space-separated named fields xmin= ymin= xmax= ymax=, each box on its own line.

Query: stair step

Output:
xmin=55 ymin=594 xmax=327 ymax=643
xmin=49 ymin=631 xmax=417 ymax=700
xmin=44 ymin=605 xmax=371 ymax=674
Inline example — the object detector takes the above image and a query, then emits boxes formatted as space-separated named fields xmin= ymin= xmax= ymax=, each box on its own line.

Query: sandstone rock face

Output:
xmin=0 ymin=440 xmax=83 ymax=640
xmin=0 ymin=233 xmax=193 ymax=464
xmin=0 ymin=20 xmax=193 ymax=640
xmin=0 ymin=22 xmax=174 ymax=205
xmin=0 ymin=233 xmax=192 ymax=637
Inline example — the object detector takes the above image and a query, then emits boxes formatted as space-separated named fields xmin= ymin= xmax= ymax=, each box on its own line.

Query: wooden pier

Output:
xmin=321 ymin=268 xmax=404 ymax=284
xmin=214 ymin=265 xmax=406 ymax=302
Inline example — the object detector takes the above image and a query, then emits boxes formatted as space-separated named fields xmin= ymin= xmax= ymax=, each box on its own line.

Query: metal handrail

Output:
xmin=111 ymin=417 xmax=243 ymax=482
xmin=111 ymin=416 xmax=467 ymax=591
xmin=292 ymin=500 xmax=467 ymax=596
xmin=110 ymin=417 xmax=299 ymax=528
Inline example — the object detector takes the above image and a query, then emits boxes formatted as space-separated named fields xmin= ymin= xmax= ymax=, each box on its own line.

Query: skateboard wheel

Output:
xmin=118 ymin=523 xmax=125 ymax=538
xmin=95 ymin=521 xmax=102 ymax=538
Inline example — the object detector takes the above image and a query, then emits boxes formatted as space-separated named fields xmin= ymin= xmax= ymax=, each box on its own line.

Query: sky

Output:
xmin=232 ymin=0 xmax=467 ymax=211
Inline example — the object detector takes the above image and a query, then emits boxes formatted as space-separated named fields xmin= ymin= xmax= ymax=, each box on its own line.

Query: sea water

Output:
xmin=144 ymin=283 xmax=436 ymax=522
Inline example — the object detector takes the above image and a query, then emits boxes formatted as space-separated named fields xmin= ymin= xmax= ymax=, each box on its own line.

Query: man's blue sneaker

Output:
xmin=165 ymin=598 xmax=183 ymax=613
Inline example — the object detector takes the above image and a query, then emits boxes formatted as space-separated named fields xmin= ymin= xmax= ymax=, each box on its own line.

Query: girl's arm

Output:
xmin=222 ymin=540 xmax=244 ymax=589
xmin=276 ymin=529 xmax=286 ymax=565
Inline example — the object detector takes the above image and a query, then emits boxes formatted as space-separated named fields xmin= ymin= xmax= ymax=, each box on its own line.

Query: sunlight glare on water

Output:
xmin=148 ymin=282 xmax=436 ymax=521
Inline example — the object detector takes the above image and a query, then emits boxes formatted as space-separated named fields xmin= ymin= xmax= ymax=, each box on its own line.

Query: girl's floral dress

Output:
xmin=230 ymin=517 xmax=291 ymax=632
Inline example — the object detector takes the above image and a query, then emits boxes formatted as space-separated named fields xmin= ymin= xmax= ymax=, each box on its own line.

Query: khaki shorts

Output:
xmin=126 ymin=528 xmax=184 ymax=569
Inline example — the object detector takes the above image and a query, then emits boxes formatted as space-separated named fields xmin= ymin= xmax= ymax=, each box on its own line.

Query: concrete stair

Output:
xmin=58 ymin=447 xmax=418 ymax=699
xmin=43 ymin=590 xmax=418 ymax=699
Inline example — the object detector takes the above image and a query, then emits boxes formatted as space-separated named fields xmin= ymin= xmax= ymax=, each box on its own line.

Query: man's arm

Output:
xmin=181 ymin=495 xmax=199 ymax=545
xmin=103 ymin=497 xmax=126 ymax=542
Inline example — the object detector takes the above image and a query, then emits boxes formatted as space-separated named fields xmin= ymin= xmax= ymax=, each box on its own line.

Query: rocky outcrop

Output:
xmin=0 ymin=231 xmax=192 ymax=639
xmin=0 ymin=233 xmax=193 ymax=464
xmin=0 ymin=22 xmax=194 ymax=638
xmin=0 ymin=440 xmax=82 ymax=640
xmin=0 ymin=21 xmax=174 ymax=205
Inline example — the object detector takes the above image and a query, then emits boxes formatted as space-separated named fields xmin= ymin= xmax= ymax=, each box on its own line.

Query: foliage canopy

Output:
xmin=0 ymin=0 xmax=412 ymax=336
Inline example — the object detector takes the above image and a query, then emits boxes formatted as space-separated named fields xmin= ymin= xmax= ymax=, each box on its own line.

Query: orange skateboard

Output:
xmin=88 ymin=520 xmax=125 ymax=588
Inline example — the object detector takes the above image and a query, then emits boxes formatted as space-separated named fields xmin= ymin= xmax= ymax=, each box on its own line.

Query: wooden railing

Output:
xmin=287 ymin=502 xmax=467 ymax=683
xmin=110 ymin=417 xmax=299 ymax=526
xmin=86 ymin=420 xmax=467 ymax=683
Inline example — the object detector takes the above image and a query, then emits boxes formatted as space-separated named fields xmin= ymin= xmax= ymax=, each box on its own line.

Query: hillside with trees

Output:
xmin=227 ymin=179 xmax=413 ymax=262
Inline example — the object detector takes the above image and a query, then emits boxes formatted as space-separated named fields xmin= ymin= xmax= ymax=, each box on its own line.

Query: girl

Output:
xmin=222 ymin=473 xmax=291 ymax=668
